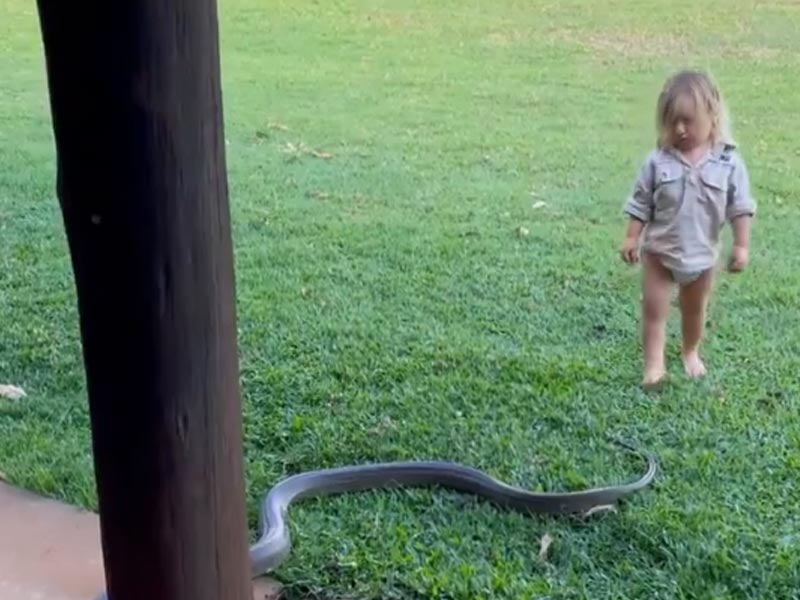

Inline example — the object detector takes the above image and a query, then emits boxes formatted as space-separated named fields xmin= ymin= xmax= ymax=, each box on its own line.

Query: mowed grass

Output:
xmin=2 ymin=0 xmax=800 ymax=598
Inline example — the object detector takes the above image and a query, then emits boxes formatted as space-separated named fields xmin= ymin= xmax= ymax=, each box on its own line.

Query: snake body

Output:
xmin=250 ymin=443 xmax=657 ymax=576
xmin=94 ymin=444 xmax=656 ymax=598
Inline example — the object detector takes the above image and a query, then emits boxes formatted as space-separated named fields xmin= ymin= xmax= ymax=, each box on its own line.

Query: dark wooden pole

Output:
xmin=34 ymin=2 xmax=252 ymax=599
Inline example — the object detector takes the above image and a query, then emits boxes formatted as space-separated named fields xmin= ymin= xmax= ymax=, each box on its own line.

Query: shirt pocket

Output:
xmin=699 ymin=163 xmax=730 ymax=225
xmin=653 ymin=162 xmax=684 ymax=218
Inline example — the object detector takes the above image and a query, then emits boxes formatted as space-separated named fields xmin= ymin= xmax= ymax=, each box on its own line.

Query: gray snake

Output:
xmin=250 ymin=440 xmax=657 ymax=576
xmin=96 ymin=441 xmax=655 ymax=598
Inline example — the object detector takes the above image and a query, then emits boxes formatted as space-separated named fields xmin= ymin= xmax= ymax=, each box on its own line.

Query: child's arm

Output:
xmin=620 ymin=217 xmax=646 ymax=263
xmin=727 ymin=154 xmax=756 ymax=272
xmin=729 ymin=215 xmax=752 ymax=272
xmin=620 ymin=154 xmax=655 ymax=264
xmin=731 ymin=214 xmax=752 ymax=249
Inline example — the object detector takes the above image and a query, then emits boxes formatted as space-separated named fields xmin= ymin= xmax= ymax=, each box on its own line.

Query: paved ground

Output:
xmin=0 ymin=483 xmax=280 ymax=600
xmin=0 ymin=483 xmax=104 ymax=600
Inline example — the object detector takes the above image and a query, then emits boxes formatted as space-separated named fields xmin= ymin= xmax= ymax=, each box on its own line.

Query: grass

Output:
xmin=2 ymin=0 xmax=800 ymax=598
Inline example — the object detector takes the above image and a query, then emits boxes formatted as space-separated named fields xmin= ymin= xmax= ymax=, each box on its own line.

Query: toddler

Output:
xmin=620 ymin=70 xmax=755 ymax=386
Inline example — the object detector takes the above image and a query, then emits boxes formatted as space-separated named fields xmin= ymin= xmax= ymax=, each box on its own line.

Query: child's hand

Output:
xmin=619 ymin=237 xmax=639 ymax=264
xmin=728 ymin=245 xmax=749 ymax=272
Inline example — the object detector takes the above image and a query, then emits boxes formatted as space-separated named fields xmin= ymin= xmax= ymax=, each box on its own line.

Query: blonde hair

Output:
xmin=656 ymin=69 xmax=733 ymax=148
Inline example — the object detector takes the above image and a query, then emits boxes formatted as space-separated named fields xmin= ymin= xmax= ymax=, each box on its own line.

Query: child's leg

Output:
xmin=641 ymin=253 xmax=673 ymax=386
xmin=678 ymin=269 xmax=714 ymax=378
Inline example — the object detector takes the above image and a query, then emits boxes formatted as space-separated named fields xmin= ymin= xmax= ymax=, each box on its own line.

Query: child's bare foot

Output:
xmin=678 ymin=269 xmax=713 ymax=381
xmin=682 ymin=352 xmax=706 ymax=379
xmin=642 ymin=366 xmax=666 ymax=388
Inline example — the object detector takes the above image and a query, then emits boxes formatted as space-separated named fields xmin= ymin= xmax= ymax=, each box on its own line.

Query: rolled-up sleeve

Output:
xmin=727 ymin=154 xmax=756 ymax=221
xmin=623 ymin=153 xmax=655 ymax=222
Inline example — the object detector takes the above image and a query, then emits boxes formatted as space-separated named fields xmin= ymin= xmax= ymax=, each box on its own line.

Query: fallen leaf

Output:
xmin=538 ymin=533 xmax=554 ymax=562
xmin=532 ymin=201 xmax=547 ymax=210
xmin=368 ymin=416 xmax=396 ymax=436
xmin=311 ymin=149 xmax=334 ymax=160
xmin=0 ymin=384 xmax=26 ymax=401
xmin=281 ymin=141 xmax=301 ymax=154
xmin=582 ymin=504 xmax=617 ymax=519
xmin=515 ymin=226 xmax=530 ymax=237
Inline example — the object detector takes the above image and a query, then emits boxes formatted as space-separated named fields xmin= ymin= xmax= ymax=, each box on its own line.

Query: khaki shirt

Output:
xmin=624 ymin=143 xmax=756 ymax=273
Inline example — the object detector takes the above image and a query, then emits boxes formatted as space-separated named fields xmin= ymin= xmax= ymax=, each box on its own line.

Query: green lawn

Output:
xmin=2 ymin=1 xmax=800 ymax=598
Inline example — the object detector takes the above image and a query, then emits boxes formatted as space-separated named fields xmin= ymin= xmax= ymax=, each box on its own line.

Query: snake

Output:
xmin=95 ymin=441 xmax=656 ymax=598
xmin=250 ymin=440 xmax=657 ymax=576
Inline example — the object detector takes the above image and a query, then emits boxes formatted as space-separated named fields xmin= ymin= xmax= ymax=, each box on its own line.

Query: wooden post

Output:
xmin=34 ymin=2 xmax=252 ymax=599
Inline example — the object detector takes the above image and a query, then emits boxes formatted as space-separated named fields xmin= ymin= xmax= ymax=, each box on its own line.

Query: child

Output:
xmin=620 ymin=70 xmax=755 ymax=387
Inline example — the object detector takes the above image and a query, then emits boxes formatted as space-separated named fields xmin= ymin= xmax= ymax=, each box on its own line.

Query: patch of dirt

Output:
xmin=483 ymin=29 xmax=534 ymax=48
xmin=553 ymin=28 xmax=692 ymax=59
xmin=718 ymin=44 xmax=783 ymax=61
xmin=361 ymin=10 xmax=435 ymax=33
xmin=548 ymin=26 xmax=784 ymax=62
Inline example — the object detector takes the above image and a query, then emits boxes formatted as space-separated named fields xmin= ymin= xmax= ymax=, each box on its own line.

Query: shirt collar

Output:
xmin=662 ymin=142 xmax=734 ymax=167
